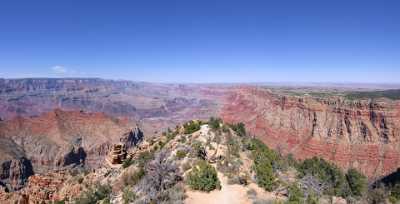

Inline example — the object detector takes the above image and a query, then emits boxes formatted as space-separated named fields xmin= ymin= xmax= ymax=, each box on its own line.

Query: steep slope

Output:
xmin=221 ymin=87 xmax=400 ymax=178
xmin=0 ymin=109 xmax=143 ymax=179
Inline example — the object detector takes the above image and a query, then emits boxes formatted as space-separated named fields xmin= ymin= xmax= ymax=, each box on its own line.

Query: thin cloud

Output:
xmin=51 ymin=65 xmax=68 ymax=74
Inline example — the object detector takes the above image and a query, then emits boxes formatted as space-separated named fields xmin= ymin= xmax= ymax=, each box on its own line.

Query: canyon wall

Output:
xmin=0 ymin=109 xmax=144 ymax=191
xmin=221 ymin=87 xmax=400 ymax=178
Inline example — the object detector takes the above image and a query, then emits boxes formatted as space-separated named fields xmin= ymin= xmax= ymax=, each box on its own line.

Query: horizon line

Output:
xmin=1 ymin=77 xmax=400 ymax=87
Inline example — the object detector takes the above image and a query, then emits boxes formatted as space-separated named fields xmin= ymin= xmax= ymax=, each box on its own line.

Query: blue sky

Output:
xmin=0 ymin=0 xmax=399 ymax=83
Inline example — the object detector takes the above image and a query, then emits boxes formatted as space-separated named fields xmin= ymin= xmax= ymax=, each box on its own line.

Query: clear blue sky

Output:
xmin=0 ymin=0 xmax=399 ymax=83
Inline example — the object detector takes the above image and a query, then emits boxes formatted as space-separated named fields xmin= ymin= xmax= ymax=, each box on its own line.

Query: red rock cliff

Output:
xmin=221 ymin=87 xmax=400 ymax=178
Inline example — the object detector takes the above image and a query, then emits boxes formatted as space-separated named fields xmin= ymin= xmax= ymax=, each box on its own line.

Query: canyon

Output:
xmin=0 ymin=78 xmax=400 ymax=189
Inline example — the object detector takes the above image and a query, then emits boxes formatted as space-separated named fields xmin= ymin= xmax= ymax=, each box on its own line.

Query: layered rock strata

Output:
xmin=221 ymin=87 xmax=400 ymax=178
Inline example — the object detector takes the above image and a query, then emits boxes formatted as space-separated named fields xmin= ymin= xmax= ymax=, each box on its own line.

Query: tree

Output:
xmin=137 ymin=150 xmax=182 ymax=203
xmin=298 ymin=157 xmax=347 ymax=197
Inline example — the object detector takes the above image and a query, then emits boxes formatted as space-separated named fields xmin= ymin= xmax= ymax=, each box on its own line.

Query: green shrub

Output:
xmin=208 ymin=117 xmax=222 ymax=130
xmin=287 ymin=184 xmax=304 ymax=203
xmin=166 ymin=130 xmax=177 ymax=141
xmin=158 ymin=140 xmax=165 ymax=149
xmin=184 ymin=120 xmax=201 ymax=134
xmin=253 ymin=151 xmax=276 ymax=191
xmin=176 ymin=150 xmax=187 ymax=160
xmin=306 ymin=193 xmax=319 ymax=204
xmin=187 ymin=160 xmax=221 ymax=192
xmin=247 ymin=139 xmax=279 ymax=161
xmin=122 ymin=186 xmax=136 ymax=204
xmin=122 ymin=158 xmax=134 ymax=168
xmin=75 ymin=183 xmax=112 ymax=204
xmin=286 ymin=153 xmax=298 ymax=168
xmin=346 ymin=168 xmax=367 ymax=197
xmin=229 ymin=122 xmax=246 ymax=137
xmin=390 ymin=184 xmax=400 ymax=203
xmin=246 ymin=138 xmax=278 ymax=191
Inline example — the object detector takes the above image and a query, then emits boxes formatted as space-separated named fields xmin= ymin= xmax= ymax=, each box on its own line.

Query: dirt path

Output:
xmin=185 ymin=172 xmax=281 ymax=204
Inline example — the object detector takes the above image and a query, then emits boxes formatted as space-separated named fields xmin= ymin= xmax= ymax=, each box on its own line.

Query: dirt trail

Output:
xmin=185 ymin=172 xmax=281 ymax=204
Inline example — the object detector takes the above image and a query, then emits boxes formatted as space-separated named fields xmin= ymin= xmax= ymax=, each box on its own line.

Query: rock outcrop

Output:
xmin=0 ymin=137 xmax=34 ymax=192
xmin=121 ymin=126 xmax=144 ymax=149
xmin=108 ymin=143 xmax=128 ymax=164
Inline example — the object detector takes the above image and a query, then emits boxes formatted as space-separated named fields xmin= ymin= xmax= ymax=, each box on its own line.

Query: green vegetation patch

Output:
xmin=122 ymin=186 xmax=136 ymax=204
xmin=183 ymin=120 xmax=202 ymax=134
xmin=175 ymin=150 xmax=188 ymax=160
xmin=229 ymin=122 xmax=246 ymax=137
xmin=187 ymin=160 xmax=221 ymax=192
xmin=346 ymin=168 xmax=367 ymax=197
xmin=208 ymin=117 xmax=222 ymax=130
xmin=298 ymin=157 xmax=348 ymax=197
xmin=246 ymin=138 xmax=278 ymax=191
xmin=74 ymin=183 xmax=112 ymax=204
xmin=345 ymin=89 xmax=400 ymax=100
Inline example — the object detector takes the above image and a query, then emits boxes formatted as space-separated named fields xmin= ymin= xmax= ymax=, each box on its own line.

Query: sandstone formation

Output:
xmin=108 ymin=143 xmax=128 ymax=165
